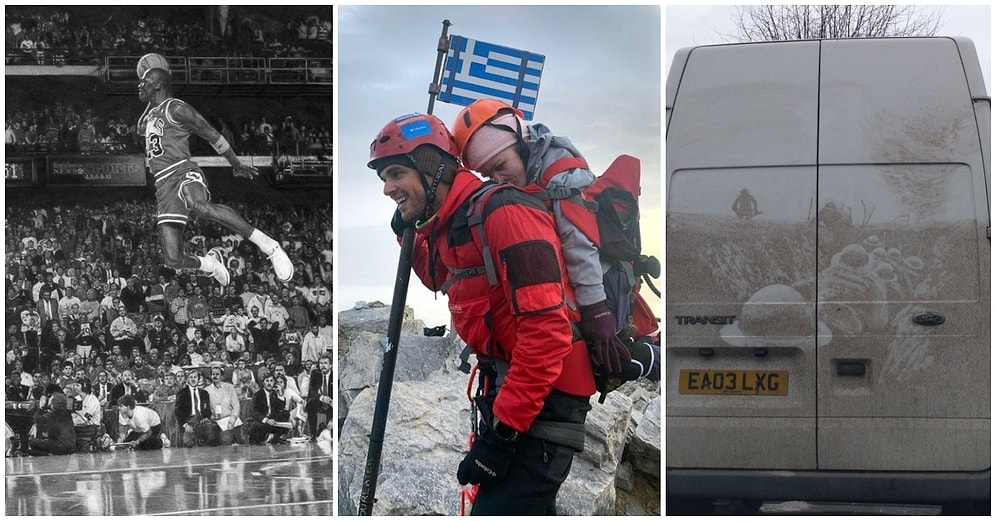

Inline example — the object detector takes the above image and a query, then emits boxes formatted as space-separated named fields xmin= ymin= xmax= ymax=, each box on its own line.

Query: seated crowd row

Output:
xmin=7 ymin=352 xmax=332 ymax=455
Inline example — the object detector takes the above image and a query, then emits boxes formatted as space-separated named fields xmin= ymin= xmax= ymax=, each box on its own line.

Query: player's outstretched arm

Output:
xmin=170 ymin=101 xmax=259 ymax=179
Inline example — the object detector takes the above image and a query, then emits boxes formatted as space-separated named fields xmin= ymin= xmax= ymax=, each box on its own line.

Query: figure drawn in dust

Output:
xmin=816 ymin=202 xmax=855 ymax=251
xmin=720 ymin=284 xmax=832 ymax=348
xmin=732 ymin=189 xmax=760 ymax=220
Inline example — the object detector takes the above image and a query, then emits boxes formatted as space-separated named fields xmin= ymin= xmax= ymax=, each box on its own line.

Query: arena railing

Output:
xmin=104 ymin=56 xmax=331 ymax=86
xmin=5 ymin=49 xmax=103 ymax=67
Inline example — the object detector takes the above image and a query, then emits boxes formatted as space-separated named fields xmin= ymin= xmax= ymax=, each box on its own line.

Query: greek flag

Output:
xmin=438 ymin=35 xmax=545 ymax=120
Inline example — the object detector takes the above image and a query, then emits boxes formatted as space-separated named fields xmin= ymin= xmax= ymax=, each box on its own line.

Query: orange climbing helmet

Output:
xmin=451 ymin=99 xmax=525 ymax=155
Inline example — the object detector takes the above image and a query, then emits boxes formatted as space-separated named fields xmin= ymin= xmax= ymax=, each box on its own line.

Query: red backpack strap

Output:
xmin=465 ymin=184 xmax=503 ymax=287
xmin=558 ymin=196 xmax=601 ymax=248
xmin=440 ymin=183 xmax=506 ymax=294
xmin=539 ymin=157 xmax=589 ymax=187
xmin=525 ymin=156 xmax=596 ymax=206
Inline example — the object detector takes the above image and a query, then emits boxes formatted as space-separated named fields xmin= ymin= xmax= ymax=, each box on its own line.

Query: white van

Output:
xmin=665 ymin=37 xmax=990 ymax=514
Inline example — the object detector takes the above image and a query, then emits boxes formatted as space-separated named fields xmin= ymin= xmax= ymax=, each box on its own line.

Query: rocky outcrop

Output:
xmin=337 ymin=302 xmax=660 ymax=516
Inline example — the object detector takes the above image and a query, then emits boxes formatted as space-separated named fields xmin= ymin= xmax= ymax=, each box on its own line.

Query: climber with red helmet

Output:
xmin=452 ymin=99 xmax=637 ymax=379
xmin=369 ymin=113 xmax=595 ymax=515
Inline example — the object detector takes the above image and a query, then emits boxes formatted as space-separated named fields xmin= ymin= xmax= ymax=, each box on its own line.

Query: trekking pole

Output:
xmin=357 ymin=226 xmax=416 ymax=515
xmin=359 ymin=19 xmax=450 ymax=515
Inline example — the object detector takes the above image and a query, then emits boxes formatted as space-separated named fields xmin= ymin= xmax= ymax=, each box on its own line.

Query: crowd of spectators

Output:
xmin=5 ymin=7 xmax=331 ymax=66
xmin=4 ymin=195 xmax=333 ymax=453
xmin=5 ymin=102 xmax=136 ymax=155
xmin=5 ymin=101 xmax=332 ymax=159
xmin=233 ymin=115 xmax=331 ymax=157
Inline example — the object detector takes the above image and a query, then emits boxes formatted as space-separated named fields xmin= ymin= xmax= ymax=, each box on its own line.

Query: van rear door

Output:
xmin=815 ymin=37 xmax=991 ymax=472
xmin=665 ymin=41 xmax=822 ymax=470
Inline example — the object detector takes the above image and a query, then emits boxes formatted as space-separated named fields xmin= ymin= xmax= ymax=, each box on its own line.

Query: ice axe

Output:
xmin=357 ymin=226 xmax=415 ymax=515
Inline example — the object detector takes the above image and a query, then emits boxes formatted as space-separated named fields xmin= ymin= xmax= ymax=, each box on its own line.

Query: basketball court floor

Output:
xmin=5 ymin=441 xmax=333 ymax=515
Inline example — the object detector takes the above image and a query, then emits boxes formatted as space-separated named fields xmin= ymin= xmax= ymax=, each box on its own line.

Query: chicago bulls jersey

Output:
xmin=144 ymin=98 xmax=194 ymax=179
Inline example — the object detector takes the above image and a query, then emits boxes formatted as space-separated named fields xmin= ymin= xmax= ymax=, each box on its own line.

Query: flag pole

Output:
xmin=356 ymin=19 xmax=451 ymax=516
xmin=426 ymin=19 xmax=451 ymax=115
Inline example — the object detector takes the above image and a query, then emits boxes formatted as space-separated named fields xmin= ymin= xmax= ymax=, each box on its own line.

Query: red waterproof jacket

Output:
xmin=409 ymin=171 xmax=595 ymax=432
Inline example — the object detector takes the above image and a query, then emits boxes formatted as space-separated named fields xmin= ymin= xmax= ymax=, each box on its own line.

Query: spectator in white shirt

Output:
xmin=205 ymin=366 xmax=244 ymax=445
xmin=265 ymin=292 xmax=289 ymax=331
xmin=224 ymin=330 xmax=246 ymax=363
xmin=57 ymin=286 xmax=82 ymax=317
xmin=117 ymin=394 xmax=166 ymax=450
xmin=301 ymin=324 xmax=323 ymax=365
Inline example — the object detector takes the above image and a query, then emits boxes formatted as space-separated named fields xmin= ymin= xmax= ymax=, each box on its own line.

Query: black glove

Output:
xmin=629 ymin=337 xmax=660 ymax=382
xmin=579 ymin=300 xmax=629 ymax=375
xmin=457 ymin=425 xmax=517 ymax=486
xmin=390 ymin=208 xmax=414 ymax=237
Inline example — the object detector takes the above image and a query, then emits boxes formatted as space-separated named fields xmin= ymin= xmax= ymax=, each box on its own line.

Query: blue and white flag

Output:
xmin=438 ymin=35 xmax=545 ymax=120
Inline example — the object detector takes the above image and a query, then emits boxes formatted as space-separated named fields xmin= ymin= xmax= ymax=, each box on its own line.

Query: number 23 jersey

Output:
xmin=143 ymin=98 xmax=194 ymax=177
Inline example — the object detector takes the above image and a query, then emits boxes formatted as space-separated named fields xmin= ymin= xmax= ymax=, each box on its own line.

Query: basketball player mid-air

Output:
xmin=136 ymin=53 xmax=293 ymax=286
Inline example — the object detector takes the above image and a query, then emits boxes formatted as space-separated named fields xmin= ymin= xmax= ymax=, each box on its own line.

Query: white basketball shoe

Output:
xmin=207 ymin=248 xmax=230 ymax=286
xmin=268 ymin=245 xmax=294 ymax=282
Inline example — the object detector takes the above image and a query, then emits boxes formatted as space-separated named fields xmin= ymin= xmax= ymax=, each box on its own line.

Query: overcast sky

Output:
xmin=665 ymin=5 xmax=991 ymax=91
xmin=335 ymin=5 xmax=662 ymax=327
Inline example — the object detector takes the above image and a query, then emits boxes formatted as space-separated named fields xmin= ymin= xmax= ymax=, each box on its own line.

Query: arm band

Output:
xmin=211 ymin=136 xmax=231 ymax=155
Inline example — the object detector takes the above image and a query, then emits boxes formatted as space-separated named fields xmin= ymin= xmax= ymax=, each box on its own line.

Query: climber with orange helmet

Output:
xmin=452 ymin=99 xmax=637 ymax=379
xmin=369 ymin=112 xmax=595 ymax=515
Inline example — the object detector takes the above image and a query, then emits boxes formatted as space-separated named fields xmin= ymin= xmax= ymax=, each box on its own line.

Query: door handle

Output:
xmin=836 ymin=362 xmax=866 ymax=376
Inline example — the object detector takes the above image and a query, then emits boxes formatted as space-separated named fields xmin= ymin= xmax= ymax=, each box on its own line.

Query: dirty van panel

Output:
xmin=667 ymin=37 xmax=989 ymax=505
xmin=666 ymin=168 xmax=820 ymax=470
xmin=665 ymin=40 xmax=822 ymax=471
xmin=666 ymin=166 xmax=818 ymax=407
xmin=665 ymin=41 xmax=819 ymax=168
xmin=815 ymin=38 xmax=990 ymax=472
xmin=666 ymin=416 xmax=816 ymax=469
xmin=819 ymin=38 xmax=982 ymax=164
xmin=815 ymin=164 xmax=982 ymax=417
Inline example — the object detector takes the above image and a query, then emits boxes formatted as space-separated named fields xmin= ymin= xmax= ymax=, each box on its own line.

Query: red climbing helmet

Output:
xmin=368 ymin=113 xmax=459 ymax=170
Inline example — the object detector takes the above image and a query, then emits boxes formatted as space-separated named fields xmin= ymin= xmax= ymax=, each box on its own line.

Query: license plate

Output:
xmin=678 ymin=369 xmax=788 ymax=395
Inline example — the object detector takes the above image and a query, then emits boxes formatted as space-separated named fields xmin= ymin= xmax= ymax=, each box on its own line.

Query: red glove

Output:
xmin=579 ymin=300 xmax=629 ymax=375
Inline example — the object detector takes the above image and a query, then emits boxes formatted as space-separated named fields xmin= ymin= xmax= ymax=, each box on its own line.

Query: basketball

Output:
xmin=136 ymin=53 xmax=170 ymax=78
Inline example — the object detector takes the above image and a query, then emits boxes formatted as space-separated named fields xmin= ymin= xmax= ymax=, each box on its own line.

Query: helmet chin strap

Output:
xmin=424 ymin=162 xmax=445 ymax=220
xmin=419 ymin=161 xmax=446 ymax=297
xmin=409 ymin=155 xmax=446 ymax=222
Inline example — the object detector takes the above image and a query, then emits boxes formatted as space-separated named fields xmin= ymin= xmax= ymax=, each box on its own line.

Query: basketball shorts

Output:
xmin=155 ymin=162 xmax=212 ymax=227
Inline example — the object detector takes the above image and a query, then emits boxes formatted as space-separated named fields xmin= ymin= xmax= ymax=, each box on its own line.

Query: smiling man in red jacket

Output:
xmin=369 ymin=113 xmax=595 ymax=515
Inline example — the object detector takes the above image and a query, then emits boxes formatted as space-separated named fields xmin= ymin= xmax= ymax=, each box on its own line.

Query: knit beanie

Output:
xmin=463 ymin=113 xmax=527 ymax=170
xmin=410 ymin=144 xmax=458 ymax=185
xmin=370 ymin=145 xmax=457 ymax=186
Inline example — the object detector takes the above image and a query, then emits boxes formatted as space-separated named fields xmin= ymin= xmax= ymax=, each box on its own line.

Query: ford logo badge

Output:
xmin=912 ymin=312 xmax=945 ymax=326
